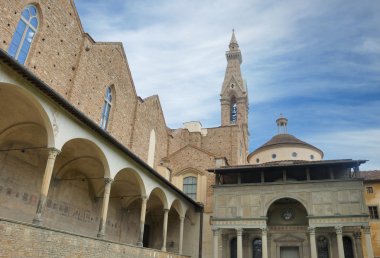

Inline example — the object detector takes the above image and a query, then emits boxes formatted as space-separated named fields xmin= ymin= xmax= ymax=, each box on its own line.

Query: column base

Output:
xmin=97 ymin=232 xmax=105 ymax=239
xmin=136 ymin=241 xmax=143 ymax=247
xmin=32 ymin=217 xmax=42 ymax=226
xmin=161 ymin=247 xmax=166 ymax=252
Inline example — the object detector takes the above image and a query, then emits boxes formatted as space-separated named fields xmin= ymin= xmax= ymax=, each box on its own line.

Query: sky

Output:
xmin=74 ymin=0 xmax=380 ymax=170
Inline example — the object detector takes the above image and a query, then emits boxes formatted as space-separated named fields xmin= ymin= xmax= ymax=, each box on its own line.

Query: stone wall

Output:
xmin=0 ymin=217 xmax=189 ymax=258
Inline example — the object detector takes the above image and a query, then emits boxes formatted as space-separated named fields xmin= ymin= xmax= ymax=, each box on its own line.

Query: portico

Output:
xmin=211 ymin=160 xmax=374 ymax=258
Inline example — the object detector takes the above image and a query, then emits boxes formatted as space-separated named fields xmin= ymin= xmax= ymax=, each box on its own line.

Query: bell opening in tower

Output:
xmin=230 ymin=96 xmax=237 ymax=124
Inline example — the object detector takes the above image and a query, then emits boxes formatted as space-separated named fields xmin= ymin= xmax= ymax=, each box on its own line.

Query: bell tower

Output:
xmin=220 ymin=30 xmax=248 ymax=127
xmin=220 ymin=30 xmax=249 ymax=164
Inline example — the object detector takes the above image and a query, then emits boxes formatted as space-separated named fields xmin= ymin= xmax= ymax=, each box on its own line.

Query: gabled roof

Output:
xmin=359 ymin=171 xmax=380 ymax=181
xmin=162 ymin=144 xmax=217 ymax=161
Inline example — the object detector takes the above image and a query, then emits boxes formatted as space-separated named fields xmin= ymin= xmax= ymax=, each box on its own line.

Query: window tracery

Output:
xmin=9 ymin=5 xmax=39 ymax=64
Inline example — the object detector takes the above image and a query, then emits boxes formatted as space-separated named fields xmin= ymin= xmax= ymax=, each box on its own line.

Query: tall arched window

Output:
xmin=253 ymin=238 xmax=262 ymax=258
xmin=317 ymin=236 xmax=329 ymax=258
xmin=343 ymin=237 xmax=354 ymax=258
xmin=100 ymin=87 xmax=112 ymax=130
xmin=147 ymin=129 xmax=156 ymax=167
xmin=230 ymin=96 xmax=237 ymax=124
xmin=183 ymin=176 xmax=197 ymax=200
xmin=8 ymin=5 xmax=39 ymax=64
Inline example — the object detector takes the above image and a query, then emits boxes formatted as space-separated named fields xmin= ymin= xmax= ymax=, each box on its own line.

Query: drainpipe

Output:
xmin=198 ymin=203 xmax=204 ymax=258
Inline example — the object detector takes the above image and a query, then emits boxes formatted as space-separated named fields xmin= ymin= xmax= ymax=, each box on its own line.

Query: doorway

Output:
xmin=280 ymin=246 xmax=299 ymax=258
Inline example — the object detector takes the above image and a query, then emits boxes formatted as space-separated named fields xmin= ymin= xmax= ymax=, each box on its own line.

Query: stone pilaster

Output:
xmin=308 ymin=227 xmax=317 ymax=258
xmin=262 ymin=227 xmax=268 ymax=258
xmin=335 ymin=226 xmax=345 ymax=258
xmin=363 ymin=226 xmax=374 ymax=258
xmin=213 ymin=228 xmax=220 ymax=258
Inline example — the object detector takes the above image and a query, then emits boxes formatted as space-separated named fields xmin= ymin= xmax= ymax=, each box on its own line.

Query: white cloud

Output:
xmin=311 ymin=129 xmax=380 ymax=170
xmin=75 ymin=0 xmax=380 ymax=168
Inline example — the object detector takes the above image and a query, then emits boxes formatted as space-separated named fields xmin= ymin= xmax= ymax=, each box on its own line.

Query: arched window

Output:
xmin=100 ymin=87 xmax=112 ymax=130
xmin=8 ymin=5 xmax=39 ymax=64
xmin=253 ymin=238 xmax=262 ymax=258
xmin=317 ymin=236 xmax=329 ymax=258
xmin=183 ymin=176 xmax=197 ymax=200
xmin=147 ymin=129 xmax=156 ymax=167
xmin=230 ymin=238 xmax=237 ymax=258
xmin=343 ymin=237 xmax=354 ymax=258
xmin=230 ymin=96 xmax=237 ymax=124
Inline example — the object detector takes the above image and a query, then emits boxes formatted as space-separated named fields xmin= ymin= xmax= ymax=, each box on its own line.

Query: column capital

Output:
xmin=308 ymin=227 xmax=316 ymax=235
xmin=236 ymin=228 xmax=243 ymax=236
xmin=104 ymin=177 xmax=113 ymax=185
xmin=180 ymin=216 xmax=185 ymax=221
xmin=213 ymin=228 xmax=220 ymax=236
xmin=335 ymin=225 xmax=343 ymax=235
xmin=163 ymin=208 xmax=170 ymax=212
xmin=47 ymin=148 xmax=60 ymax=159
xmin=261 ymin=227 xmax=268 ymax=235
xmin=354 ymin=231 xmax=362 ymax=239
xmin=362 ymin=225 xmax=371 ymax=234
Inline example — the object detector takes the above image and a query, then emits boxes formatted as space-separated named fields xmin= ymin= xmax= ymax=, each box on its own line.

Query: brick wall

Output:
xmin=0 ymin=217 xmax=190 ymax=258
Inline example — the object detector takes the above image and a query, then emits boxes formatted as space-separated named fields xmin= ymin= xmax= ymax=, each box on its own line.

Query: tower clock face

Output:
xmin=282 ymin=209 xmax=294 ymax=221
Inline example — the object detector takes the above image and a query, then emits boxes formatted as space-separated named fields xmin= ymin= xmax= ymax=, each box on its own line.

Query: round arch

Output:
xmin=170 ymin=199 xmax=185 ymax=218
xmin=148 ymin=187 xmax=168 ymax=210
xmin=265 ymin=195 xmax=309 ymax=216
xmin=58 ymin=138 xmax=110 ymax=178
xmin=113 ymin=167 xmax=147 ymax=200
xmin=0 ymin=82 xmax=55 ymax=148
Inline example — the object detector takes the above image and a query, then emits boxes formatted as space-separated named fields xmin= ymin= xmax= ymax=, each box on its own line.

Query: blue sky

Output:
xmin=75 ymin=0 xmax=380 ymax=170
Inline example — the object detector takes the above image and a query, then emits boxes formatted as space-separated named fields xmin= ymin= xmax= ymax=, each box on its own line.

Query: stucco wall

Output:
xmin=363 ymin=181 xmax=380 ymax=257
xmin=214 ymin=180 xmax=367 ymax=219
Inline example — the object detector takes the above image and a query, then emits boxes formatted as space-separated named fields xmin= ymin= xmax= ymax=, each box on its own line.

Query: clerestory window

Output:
xmin=100 ymin=87 xmax=112 ymax=130
xmin=8 ymin=5 xmax=39 ymax=64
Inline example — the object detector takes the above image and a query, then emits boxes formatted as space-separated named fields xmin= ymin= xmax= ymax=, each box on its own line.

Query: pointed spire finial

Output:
xmin=229 ymin=29 xmax=239 ymax=50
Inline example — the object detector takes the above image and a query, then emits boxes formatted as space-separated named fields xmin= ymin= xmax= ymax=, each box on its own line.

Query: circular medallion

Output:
xmin=282 ymin=209 xmax=294 ymax=221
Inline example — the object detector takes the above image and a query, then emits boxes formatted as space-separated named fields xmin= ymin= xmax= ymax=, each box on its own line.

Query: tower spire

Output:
xmin=229 ymin=29 xmax=239 ymax=50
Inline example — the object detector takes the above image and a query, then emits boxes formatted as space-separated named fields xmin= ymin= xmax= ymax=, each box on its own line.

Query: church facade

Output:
xmin=0 ymin=1 xmax=376 ymax=258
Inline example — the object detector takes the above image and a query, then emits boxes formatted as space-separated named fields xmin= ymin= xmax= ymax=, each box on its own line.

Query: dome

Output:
xmin=248 ymin=116 xmax=324 ymax=164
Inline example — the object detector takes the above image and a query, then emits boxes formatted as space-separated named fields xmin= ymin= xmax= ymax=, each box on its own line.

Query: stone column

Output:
xmin=335 ymin=226 xmax=345 ymax=258
xmin=213 ymin=228 xmax=220 ymax=258
xmin=262 ymin=227 xmax=268 ymax=258
xmin=308 ymin=227 xmax=317 ymax=258
xmin=353 ymin=231 xmax=363 ymax=258
xmin=161 ymin=208 xmax=169 ymax=251
xmin=33 ymin=148 xmax=60 ymax=225
xmin=363 ymin=226 xmax=374 ymax=258
xmin=236 ymin=228 xmax=243 ymax=258
xmin=179 ymin=216 xmax=185 ymax=254
xmin=97 ymin=177 xmax=113 ymax=238
xmin=137 ymin=196 xmax=147 ymax=246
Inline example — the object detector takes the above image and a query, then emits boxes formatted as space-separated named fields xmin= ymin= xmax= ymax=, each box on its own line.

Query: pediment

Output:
xmin=273 ymin=233 xmax=305 ymax=243
xmin=220 ymin=75 xmax=245 ymax=97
